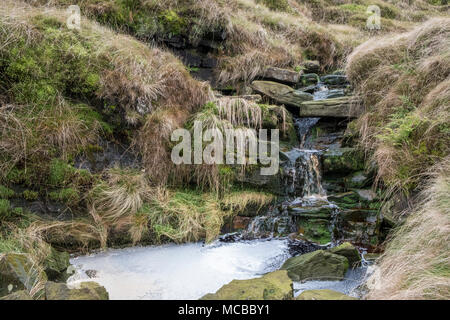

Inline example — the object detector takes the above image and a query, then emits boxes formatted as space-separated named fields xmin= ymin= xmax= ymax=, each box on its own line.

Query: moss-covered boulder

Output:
xmin=45 ymin=281 xmax=109 ymax=300
xmin=0 ymin=253 xmax=47 ymax=297
xmin=296 ymin=289 xmax=357 ymax=300
xmin=44 ymin=248 xmax=70 ymax=281
xmin=329 ymin=242 xmax=361 ymax=268
xmin=201 ymin=270 xmax=293 ymax=300
xmin=0 ymin=290 xmax=33 ymax=300
xmin=281 ymin=250 xmax=349 ymax=281
xmin=322 ymin=148 xmax=365 ymax=175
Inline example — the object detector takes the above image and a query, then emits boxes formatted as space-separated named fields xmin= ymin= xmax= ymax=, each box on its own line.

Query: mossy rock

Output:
xmin=296 ymin=289 xmax=357 ymax=300
xmin=329 ymin=242 xmax=361 ymax=268
xmin=281 ymin=250 xmax=349 ymax=281
xmin=45 ymin=281 xmax=109 ymax=300
xmin=44 ymin=248 xmax=70 ymax=281
xmin=322 ymin=148 xmax=365 ymax=175
xmin=0 ymin=253 xmax=47 ymax=297
xmin=328 ymin=191 xmax=380 ymax=210
xmin=201 ymin=270 xmax=293 ymax=300
xmin=296 ymin=219 xmax=332 ymax=245
xmin=0 ymin=290 xmax=33 ymax=300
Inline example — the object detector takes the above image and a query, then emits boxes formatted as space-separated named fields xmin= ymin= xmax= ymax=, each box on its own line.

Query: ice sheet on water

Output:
xmin=67 ymin=239 xmax=290 ymax=300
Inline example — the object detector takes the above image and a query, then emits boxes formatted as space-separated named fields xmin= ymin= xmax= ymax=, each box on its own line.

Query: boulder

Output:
xmin=298 ymin=97 xmax=362 ymax=118
xmin=301 ymin=60 xmax=320 ymax=74
xmin=250 ymin=81 xmax=313 ymax=108
xmin=201 ymin=270 xmax=293 ymax=300
xmin=329 ymin=242 xmax=361 ymax=268
xmin=296 ymin=289 xmax=357 ymax=300
xmin=44 ymin=248 xmax=70 ymax=281
xmin=281 ymin=250 xmax=349 ymax=281
xmin=0 ymin=253 xmax=47 ymax=297
xmin=320 ymin=75 xmax=349 ymax=86
xmin=260 ymin=67 xmax=301 ymax=84
xmin=45 ymin=281 xmax=109 ymax=300
xmin=0 ymin=290 xmax=33 ymax=300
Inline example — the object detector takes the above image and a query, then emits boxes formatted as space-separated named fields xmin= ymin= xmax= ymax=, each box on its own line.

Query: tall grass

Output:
xmin=366 ymin=158 xmax=450 ymax=299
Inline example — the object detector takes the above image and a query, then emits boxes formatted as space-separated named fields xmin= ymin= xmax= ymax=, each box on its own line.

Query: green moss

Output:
xmin=159 ymin=10 xmax=186 ymax=36
xmin=297 ymin=219 xmax=332 ymax=245
xmin=22 ymin=190 xmax=39 ymax=201
xmin=256 ymin=0 xmax=292 ymax=12
xmin=0 ymin=199 xmax=11 ymax=217
xmin=338 ymin=3 xmax=366 ymax=13
xmin=48 ymin=188 xmax=80 ymax=205
xmin=0 ymin=185 xmax=15 ymax=199
xmin=48 ymin=159 xmax=92 ymax=188
xmin=48 ymin=159 xmax=74 ymax=187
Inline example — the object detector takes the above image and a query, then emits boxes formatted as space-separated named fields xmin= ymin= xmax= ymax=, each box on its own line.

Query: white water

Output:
xmin=67 ymin=239 xmax=290 ymax=300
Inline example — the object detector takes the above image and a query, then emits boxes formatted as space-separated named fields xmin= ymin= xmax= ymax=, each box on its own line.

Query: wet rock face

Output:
xmin=75 ymin=139 xmax=141 ymax=173
xmin=334 ymin=209 xmax=381 ymax=247
xmin=322 ymin=147 xmax=365 ymax=175
xmin=201 ymin=270 xmax=293 ymax=300
xmin=296 ymin=289 xmax=357 ymax=300
xmin=281 ymin=250 xmax=349 ymax=281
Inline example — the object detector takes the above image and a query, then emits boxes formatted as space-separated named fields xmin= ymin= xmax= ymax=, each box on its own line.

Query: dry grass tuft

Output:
xmin=366 ymin=158 xmax=450 ymax=300
xmin=346 ymin=18 xmax=450 ymax=196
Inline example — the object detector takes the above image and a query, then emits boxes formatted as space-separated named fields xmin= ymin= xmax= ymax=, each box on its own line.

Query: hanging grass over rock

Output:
xmin=0 ymin=1 xmax=210 ymax=188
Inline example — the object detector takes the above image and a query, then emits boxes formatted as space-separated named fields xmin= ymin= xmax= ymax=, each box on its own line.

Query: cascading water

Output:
xmin=66 ymin=79 xmax=374 ymax=300
xmin=245 ymin=116 xmax=333 ymax=239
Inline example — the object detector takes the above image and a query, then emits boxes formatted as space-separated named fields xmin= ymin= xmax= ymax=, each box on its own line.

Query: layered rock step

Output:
xmin=250 ymin=80 xmax=361 ymax=118
xmin=298 ymin=97 xmax=362 ymax=118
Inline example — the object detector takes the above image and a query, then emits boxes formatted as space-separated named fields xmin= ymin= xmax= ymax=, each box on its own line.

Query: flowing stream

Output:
xmin=67 ymin=82 xmax=373 ymax=300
